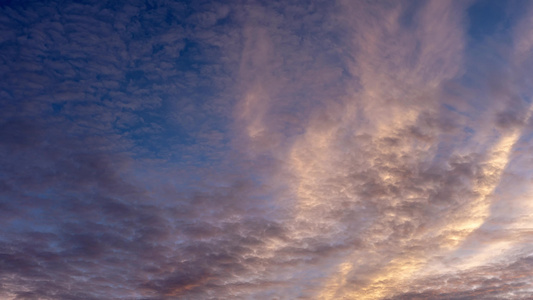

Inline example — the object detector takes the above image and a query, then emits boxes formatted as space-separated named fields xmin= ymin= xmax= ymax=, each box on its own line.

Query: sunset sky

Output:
xmin=2 ymin=0 xmax=533 ymax=299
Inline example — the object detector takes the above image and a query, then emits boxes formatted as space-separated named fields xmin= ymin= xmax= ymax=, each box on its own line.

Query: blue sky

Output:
xmin=2 ymin=0 xmax=533 ymax=299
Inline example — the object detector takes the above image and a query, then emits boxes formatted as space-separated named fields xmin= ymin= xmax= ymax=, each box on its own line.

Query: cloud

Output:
xmin=2 ymin=0 xmax=533 ymax=299
xmin=388 ymin=254 xmax=533 ymax=299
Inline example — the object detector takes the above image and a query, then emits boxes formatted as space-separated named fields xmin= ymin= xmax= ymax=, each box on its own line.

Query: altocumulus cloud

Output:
xmin=1 ymin=0 xmax=533 ymax=299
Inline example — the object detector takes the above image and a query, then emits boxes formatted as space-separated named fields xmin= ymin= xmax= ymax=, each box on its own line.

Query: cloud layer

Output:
xmin=2 ymin=0 xmax=533 ymax=299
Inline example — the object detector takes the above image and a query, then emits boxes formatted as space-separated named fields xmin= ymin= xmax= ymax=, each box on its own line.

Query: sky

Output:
xmin=1 ymin=0 xmax=533 ymax=299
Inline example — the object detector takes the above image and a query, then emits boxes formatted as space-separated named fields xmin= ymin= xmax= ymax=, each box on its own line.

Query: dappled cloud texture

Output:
xmin=2 ymin=0 xmax=533 ymax=299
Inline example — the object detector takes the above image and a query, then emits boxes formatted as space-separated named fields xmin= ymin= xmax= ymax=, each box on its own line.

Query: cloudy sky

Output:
xmin=2 ymin=0 xmax=533 ymax=299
